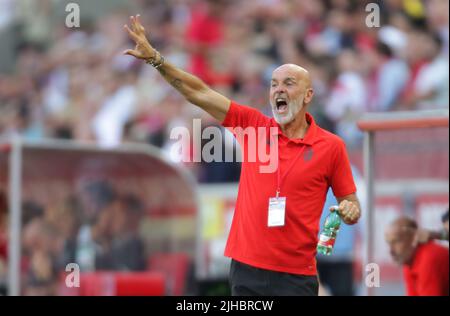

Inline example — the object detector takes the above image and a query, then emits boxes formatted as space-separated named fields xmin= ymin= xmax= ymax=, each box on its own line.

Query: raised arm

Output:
xmin=123 ymin=15 xmax=230 ymax=122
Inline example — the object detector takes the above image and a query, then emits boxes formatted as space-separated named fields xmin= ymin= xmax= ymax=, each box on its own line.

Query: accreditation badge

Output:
xmin=268 ymin=196 xmax=286 ymax=227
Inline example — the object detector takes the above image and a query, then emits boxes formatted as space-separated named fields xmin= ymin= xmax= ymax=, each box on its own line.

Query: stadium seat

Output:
xmin=148 ymin=253 xmax=191 ymax=296
xmin=58 ymin=271 xmax=166 ymax=296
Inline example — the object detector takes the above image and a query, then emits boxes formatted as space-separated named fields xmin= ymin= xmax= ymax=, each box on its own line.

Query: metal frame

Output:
xmin=7 ymin=136 xmax=22 ymax=296
xmin=0 ymin=138 xmax=199 ymax=296
xmin=357 ymin=109 xmax=449 ymax=296
xmin=362 ymin=131 xmax=375 ymax=297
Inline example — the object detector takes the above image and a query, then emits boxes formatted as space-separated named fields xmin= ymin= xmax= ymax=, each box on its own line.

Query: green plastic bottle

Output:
xmin=317 ymin=206 xmax=341 ymax=255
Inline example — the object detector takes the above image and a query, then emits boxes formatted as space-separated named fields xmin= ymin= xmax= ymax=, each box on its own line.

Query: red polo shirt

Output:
xmin=222 ymin=101 xmax=356 ymax=275
xmin=403 ymin=242 xmax=449 ymax=296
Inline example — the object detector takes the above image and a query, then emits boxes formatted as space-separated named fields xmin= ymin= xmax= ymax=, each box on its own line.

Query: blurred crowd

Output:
xmin=0 ymin=0 xmax=448 ymax=183
xmin=0 ymin=183 xmax=148 ymax=295
xmin=1 ymin=0 xmax=447 ymax=296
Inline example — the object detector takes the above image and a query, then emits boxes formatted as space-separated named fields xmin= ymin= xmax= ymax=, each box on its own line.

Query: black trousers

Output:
xmin=317 ymin=260 xmax=354 ymax=296
xmin=229 ymin=259 xmax=319 ymax=296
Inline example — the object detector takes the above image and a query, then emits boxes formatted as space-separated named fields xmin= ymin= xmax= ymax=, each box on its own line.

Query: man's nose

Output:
xmin=274 ymin=86 xmax=286 ymax=96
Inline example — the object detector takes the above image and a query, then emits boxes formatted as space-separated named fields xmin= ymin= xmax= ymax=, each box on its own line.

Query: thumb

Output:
xmin=123 ymin=49 xmax=141 ymax=59
xmin=329 ymin=205 xmax=339 ymax=212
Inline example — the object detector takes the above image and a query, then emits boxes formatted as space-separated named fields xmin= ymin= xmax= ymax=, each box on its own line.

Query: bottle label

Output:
xmin=318 ymin=234 xmax=336 ymax=248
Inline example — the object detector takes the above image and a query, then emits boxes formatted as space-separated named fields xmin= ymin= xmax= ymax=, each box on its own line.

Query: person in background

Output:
xmin=407 ymin=31 xmax=449 ymax=109
xmin=385 ymin=216 xmax=449 ymax=296
xmin=107 ymin=194 xmax=146 ymax=271
xmin=413 ymin=208 xmax=449 ymax=245
xmin=364 ymin=41 xmax=410 ymax=112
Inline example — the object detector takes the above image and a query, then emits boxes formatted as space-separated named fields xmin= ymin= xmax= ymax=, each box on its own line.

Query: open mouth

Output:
xmin=275 ymin=98 xmax=288 ymax=113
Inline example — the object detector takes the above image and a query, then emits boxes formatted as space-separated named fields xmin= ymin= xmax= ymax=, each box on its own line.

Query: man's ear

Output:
xmin=304 ymin=88 xmax=314 ymax=105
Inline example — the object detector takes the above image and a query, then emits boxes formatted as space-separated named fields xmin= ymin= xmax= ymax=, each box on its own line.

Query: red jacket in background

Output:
xmin=403 ymin=241 xmax=449 ymax=296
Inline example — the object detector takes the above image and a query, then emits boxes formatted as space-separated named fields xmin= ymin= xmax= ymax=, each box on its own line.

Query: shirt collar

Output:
xmin=271 ymin=113 xmax=318 ymax=146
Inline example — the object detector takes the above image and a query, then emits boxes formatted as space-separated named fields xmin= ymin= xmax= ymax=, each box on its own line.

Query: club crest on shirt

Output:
xmin=304 ymin=147 xmax=313 ymax=161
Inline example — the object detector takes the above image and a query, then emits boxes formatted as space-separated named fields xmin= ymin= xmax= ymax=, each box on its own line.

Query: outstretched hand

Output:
xmin=123 ymin=15 xmax=156 ymax=60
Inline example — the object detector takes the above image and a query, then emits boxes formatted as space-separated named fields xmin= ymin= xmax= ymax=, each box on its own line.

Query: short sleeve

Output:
xmin=330 ymin=139 xmax=357 ymax=198
xmin=221 ymin=101 xmax=270 ymax=130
